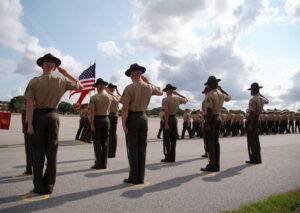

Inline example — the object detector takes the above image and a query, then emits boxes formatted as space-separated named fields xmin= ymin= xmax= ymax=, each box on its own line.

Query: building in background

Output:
xmin=0 ymin=101 xmax=9 ymax=111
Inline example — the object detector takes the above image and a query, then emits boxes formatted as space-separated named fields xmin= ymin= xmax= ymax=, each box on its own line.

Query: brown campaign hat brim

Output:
xmin=93 ymin=79 xmax=108 ymax=87
xmin=125 ymin=64 xmax=146 ymax=77
xmin=204 ymin=78 xmax=221 ymax=86
xmin=163 ymin=86 xmax=177 ymax=92
xmin=37 ymin=53 xmax=61 ymax=67
xmin=107 ymin=83 xmax=117 ymax=89
xmin=93 ymin=82 xmax=108 ymax=87
xmin=248 ymin=86 xmax=263 ymax=90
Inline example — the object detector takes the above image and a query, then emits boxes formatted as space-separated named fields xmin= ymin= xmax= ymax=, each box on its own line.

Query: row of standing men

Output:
xmin=157 ymin=110 xmax=300 ymax=140
xmin=22 ymin=53 xmax=269 ymax=195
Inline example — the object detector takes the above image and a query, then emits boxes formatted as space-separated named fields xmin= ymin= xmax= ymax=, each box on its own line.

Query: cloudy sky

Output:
xmin=0 ymin=0 xmax=299 ymax=110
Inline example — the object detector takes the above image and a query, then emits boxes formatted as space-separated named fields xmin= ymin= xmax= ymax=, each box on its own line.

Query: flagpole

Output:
xmin=93 ymin=60 xmax=96 ymax=96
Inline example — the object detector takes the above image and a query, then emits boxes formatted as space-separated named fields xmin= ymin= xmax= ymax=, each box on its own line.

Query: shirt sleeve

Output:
xmin=151 ymin=85 xmax=163 ymax=96
xmin=23 ymin=79 xmax=35 ymax=101
xmin=262 ymin=97 xmax=269 ymax=104
xmin=178 ymin=97 xmax=186 ymax=104
xmin=64 ymin=79 xmax=80 ymax=91
xmin=110 ymin=94 xmax=120 ymax=103
xmin=120 ymin=86 xmax=131 ymax=106
xmin=224 ymin=94 xmax=231 ymax=102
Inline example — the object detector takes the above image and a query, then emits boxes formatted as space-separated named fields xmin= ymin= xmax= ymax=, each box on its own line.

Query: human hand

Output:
xmin=27 ymin=125 xmax=34 ymax=135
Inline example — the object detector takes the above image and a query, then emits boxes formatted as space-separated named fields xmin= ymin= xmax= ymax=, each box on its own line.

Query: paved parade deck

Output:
xmin=0 ymin=115 xmax=299 ymax=212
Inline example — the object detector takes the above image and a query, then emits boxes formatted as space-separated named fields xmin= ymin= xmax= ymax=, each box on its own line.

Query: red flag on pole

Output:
xmin=75 ymin=90 xmax=89 ymax=111
xmin=0 ymin=112 xmax=12 ymax=130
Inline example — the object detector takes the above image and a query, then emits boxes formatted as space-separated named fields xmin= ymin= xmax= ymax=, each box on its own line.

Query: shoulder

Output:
xmin=107 ymin=93 xmax=116 ymax=100
xmin=252 ymin=96 xmax=261 ymax=103
xmin=90 ymin=94 xmax=97 ymax=100
xmin=124 ymin=83 xmax=134 ymax=92
xmin=208 ymin=90 xmax=218 ymax=97
xmin=249 ymin=96 xmax=256 ymax=102
xmin=28 ymin=76 xmax=40 ymax=85
xmin=205 ymin=91 xmax=215 ymax=101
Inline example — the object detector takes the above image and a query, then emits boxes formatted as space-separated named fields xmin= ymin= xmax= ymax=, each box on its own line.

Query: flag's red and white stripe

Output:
xmin=69 ymin=78 xmax=95 ymax=97
xmin=69 ymin=63 xmax=96 ymax=99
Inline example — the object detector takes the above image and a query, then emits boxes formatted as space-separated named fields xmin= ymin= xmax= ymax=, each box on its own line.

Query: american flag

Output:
xmin=69 ymin=63 xmax=96 ymax=98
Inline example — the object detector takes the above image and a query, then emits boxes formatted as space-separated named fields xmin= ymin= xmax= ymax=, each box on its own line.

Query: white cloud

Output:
xmin=281 ymin=70 xmax=300 ymax=102
xmin=0 ymin=58 xmax=17 ymax=78
xmin=97 ymin=41 xmax=122 ymax=58
xmin=0 ymin=0 xmax=84 ymax=78
xmin=126 ymin=0 xmax=276 ymax=110
xmin=127 ymin=0 xmax=210 ymax=56
xmin=7 ymin=87 xmax=24 ymax=99
xmin=285 ymin=0 xmax=300 ymax=23
xmin=0 ymin=0 xmax=26 ymax=52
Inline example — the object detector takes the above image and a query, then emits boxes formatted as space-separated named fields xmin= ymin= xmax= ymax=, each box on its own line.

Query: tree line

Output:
xmin=8 ymin=96 xmax=78 ymax=115
xmin=7 ymin=95 xmax=186 ymax=116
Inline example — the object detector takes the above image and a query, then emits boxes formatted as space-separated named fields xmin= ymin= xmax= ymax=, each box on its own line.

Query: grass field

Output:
xmin=225 ymin=189 xmax=300 ymax=213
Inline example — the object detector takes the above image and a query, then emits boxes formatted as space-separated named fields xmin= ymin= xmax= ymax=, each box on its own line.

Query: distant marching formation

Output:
xmin=156 ymin=109 xmax=300 ymax=141
xmin=20 ymin=53 xmax=298 ymax=196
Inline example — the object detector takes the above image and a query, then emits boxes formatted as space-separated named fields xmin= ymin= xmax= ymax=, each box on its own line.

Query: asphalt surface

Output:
xmin=0 ymin=115 xmax=299 ymax=213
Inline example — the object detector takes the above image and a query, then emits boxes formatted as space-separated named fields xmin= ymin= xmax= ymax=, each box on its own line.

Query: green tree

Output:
xmin=8 ymin=96 xmax=25 ymax=113
xmin=177 ymin=108 xmax=184 ymax=116
xmin=58 ymin=101 xmax=75 ymax=114
xmin=146 ymin=107 xmax=161 ymax=116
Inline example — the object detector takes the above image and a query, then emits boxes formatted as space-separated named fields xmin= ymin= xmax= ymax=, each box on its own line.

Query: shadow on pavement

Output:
xmin=121 ymin=172 xmax=207 ymax=199
xmin=1 ymin=157 xmax=203 ymax=185
xmin=0 ymin=140 xmax=87 ymax=149
xmin=0 ymin=167 xmax=92 ymax=185
xmin=202 ymin=164 xmax=253 ymax=182
xmin=146 ymin=157 xmax=203 ymax=171
xmin=84 ymin=157 xmax=202 ymax=178
xmin=0 ymin=183 xmax=129 ymax=212
xmin=13 ymin=158 xmax=94 ymax=169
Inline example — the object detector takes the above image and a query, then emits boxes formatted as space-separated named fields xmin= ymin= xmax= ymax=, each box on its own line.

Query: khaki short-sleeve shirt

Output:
xmin=109 ymin=96 xmax=120 ymax=113
xmin=120 ymin=80 xmax=162 ymax=111
xmin=89 ymin=91 xmax=117 ymax=116
xmin=201 ymin=98 xmax=207 ymax=115
xmin=183 ymin=112 xmax=191 ymax=122
xmin=24 ymin=73 xmax=80 ymax=108
xmin=161 ymin=96 xmax=185 ymax=115
xmin=204 ymin=89 xmax=231 ymax=114
xmin=248 ymin=94 xmax=268 ymax=116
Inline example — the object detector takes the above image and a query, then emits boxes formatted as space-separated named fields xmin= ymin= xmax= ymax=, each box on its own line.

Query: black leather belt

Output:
xmin=95 ymin=115 xmax=108 ymax=118
xmin=169 ymin=114 xmax=176 ymax=117
xmin=129 ymin=111 xmax=144 ymax=114
xmin=109 ymin=112 xmax=118 ymax=115
xmin=34 ymin=108 xmax=57 ymax=113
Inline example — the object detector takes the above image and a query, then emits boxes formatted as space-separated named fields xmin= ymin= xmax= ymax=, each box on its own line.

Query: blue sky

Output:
xmin=0 ymin=0 xmax=299 ymax=110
